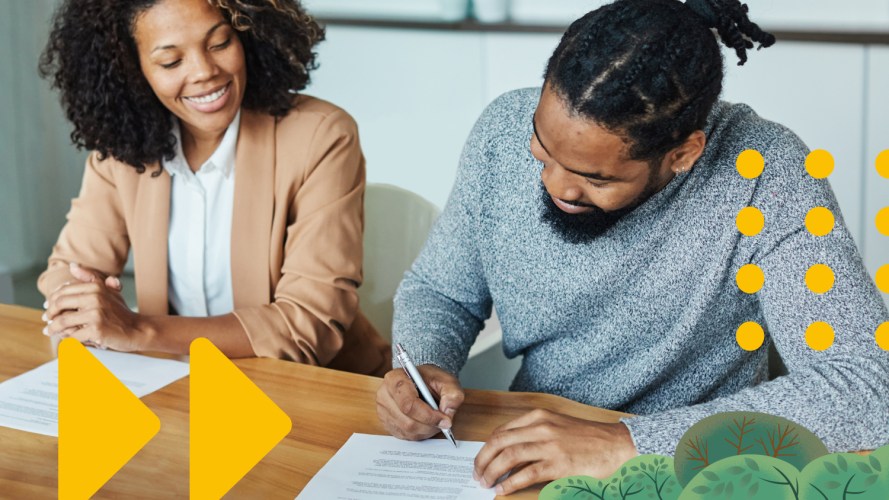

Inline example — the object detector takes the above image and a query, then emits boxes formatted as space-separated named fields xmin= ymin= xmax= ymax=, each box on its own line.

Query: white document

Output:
xmin=0 ymin=348 xmax=189 ymax=436
xmin=297 ymin=433 xmax=495 ymax=500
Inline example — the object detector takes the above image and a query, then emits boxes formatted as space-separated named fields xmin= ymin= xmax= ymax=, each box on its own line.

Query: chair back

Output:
xmin=360 ymin=184 xmax=440 ymax=341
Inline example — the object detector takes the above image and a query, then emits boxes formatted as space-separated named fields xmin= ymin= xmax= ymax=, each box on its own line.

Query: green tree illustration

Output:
xmin=798 ymin=453 xmax=887 ymax=499
xmin=679 ymin=454 xmax=800 ymax=499
xmin=674 ymin=412 xmax=828 ymax=486
xmin=538 ymin=456 xmax=680 ymax=500
xmin=541 ymin=418 xmax=889 ymax=500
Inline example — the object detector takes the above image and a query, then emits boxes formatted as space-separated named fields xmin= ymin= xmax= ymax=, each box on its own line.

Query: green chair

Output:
xmin=360 ymin=183 xmax=520 ymax=390
xmin=359 ymin=183 xmax=441 ymax=342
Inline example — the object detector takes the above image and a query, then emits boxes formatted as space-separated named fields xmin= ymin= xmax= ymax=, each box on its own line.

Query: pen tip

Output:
xmin=445 ymin=432 xmax=457 ymax=447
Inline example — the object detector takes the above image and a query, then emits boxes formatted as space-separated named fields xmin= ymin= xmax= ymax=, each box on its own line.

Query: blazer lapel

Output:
xmin=133 ymin=165 xmax=171 ymax=315
xmin=231 ymin=110 xmax=275 ymax=308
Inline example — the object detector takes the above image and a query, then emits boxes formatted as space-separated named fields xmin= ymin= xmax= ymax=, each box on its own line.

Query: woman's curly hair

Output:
xmin=39 ymin=0 xmax=325 ymax=174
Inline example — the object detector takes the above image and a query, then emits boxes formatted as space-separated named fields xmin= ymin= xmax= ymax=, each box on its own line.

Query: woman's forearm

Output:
xmin=137 ymin=313 xmax=256 ymax=358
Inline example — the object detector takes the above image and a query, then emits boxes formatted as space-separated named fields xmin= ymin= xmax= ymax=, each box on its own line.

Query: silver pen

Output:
xmin=394 ymin=343 xmax=458 ymax=447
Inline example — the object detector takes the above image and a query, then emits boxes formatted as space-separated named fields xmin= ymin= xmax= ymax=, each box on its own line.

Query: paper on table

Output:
xmin=297 ymin=433 xmax=494 ymax=500
xmin=0 ymin=347 xmax=189 ymax=437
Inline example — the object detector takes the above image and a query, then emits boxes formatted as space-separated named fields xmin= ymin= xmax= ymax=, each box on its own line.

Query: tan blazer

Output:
xmin=38 ymin=95 xmax=391 ymax=376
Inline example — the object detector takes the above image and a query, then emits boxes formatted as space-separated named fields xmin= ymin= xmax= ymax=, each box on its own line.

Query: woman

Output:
xmin=37 ymin=0 xmax=390 ymax=376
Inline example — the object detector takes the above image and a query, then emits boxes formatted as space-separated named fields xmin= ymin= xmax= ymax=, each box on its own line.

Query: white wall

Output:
xmin=864 ymin=46 xmax=889 ymax=309
xmin=308 ymin=26 xmax=486 ymax=208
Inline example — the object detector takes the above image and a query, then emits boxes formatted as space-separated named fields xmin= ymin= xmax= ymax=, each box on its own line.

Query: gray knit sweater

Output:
xmin=392 ymin=87 xmax=889 ymax=456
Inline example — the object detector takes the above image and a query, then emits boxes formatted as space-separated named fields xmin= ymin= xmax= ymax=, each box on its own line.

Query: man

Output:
xmin=376 ymin=0 xmax=889 ymax=495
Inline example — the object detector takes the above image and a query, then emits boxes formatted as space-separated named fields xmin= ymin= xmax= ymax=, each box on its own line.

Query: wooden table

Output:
xmin=0 ymin=304 xmax=630 ymax=498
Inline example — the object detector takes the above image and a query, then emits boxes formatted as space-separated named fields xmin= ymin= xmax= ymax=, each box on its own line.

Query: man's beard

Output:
xmin=539 ymin=171 xmax=663 ymax=244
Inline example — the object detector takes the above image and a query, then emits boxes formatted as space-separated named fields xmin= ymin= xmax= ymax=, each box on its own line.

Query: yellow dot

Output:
xmin=805 ymin=264 xmax=835 ymax=294
xmin=805 ymin=149 xmax=834 ymax=179
xmin=877 ymin=150 xmax=889 ymax=179
xmin=876 ymin=265 xmax=889 ymax=294
xmin=805 ymin=321 xmax=835 ymax=351
xmin=736 ymin=207 xmax=765 ymax=236
xmin=736 ymin=264 xmax=764 ymax=294
xmin=736 ymin=322 xmax=765 ymax=351
xmin=736 ymin=150 xmax=764 ymax=179
xmin=805 ymin=207 xmax=835 ymax=237
xmin=877 ymin=323 xmax=889 ymax=351
xmin=877 ymin=207 xmax=889 ymax=236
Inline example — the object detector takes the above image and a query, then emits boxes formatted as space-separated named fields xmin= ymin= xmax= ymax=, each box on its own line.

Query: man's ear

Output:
xmin=667 ymin=130 xmax=707 ymax=174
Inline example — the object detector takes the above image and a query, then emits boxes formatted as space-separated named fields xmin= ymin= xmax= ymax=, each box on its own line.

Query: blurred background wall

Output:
xmin=1 ymin=0 xmax=887 ymax=314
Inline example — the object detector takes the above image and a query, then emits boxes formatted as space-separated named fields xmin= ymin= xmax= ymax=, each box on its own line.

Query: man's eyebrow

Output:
xmin=564 ymin=166 xmax=621 ymax=182
xmin=532 ymin=116 xmax=621 ymax=182
xmin=151 ymin=21 xmax=227 ymax=54
xmin=532 ymin=117 xmax=554 ymax=159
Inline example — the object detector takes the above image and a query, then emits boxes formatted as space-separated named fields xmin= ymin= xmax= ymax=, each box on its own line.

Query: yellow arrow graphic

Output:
xmin=58 ymin=338 xmax=160 ymax=499
xmin=190 ymin=338 xmax=292 ymax=499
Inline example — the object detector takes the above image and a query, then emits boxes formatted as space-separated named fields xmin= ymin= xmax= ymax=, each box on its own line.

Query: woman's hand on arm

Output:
xmin=44 ymin=263 xmax=255 ymax=357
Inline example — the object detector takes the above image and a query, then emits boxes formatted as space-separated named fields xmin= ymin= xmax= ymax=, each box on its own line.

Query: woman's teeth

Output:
xmin=185 ymin=85 xmax=227 ymax=104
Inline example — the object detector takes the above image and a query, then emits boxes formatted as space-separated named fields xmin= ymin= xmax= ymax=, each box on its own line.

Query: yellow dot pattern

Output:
xmin=877 ymin=323 xmax=889 ymax=351
xmin=734 ymin=150 xmax=765 ymax=350
xmin=805 ymin=322 xmax=835 ymax=351
xmin=877 ymin=149 xmax=889 ymax=179
xmin=876 ymin=265 xmax=889 ymax=294
xmin=736 ymin=150 xmax=764 ymax=179
xmin=805 ymin=207 xmax=835 ymax=237
xmin=875 ymin=150 xmax=889 ymax=350
xmin=805 ymin=264 xmax=835 ymax=294
xmin=805 ymin=149 xmax=834 ymax=179
xmin=736 ymin=264 xmax=764 ymax=294
xmin=877 ymin=207 xmax=889 ymax=237
xmin=736 ymin=322 xmax=765 ymax=351
xmin=736 ymin=207 xmax=764 ymax=236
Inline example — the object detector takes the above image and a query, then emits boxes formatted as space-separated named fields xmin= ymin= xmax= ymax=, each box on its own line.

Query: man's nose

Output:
xmin=541 ymin=164 xmax=585 ymax=202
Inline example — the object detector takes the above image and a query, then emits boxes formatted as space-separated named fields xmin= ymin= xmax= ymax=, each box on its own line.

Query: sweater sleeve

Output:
xmin=390 ymin=101 xmax=500 ymax=374
xmin=621 ymin=131 xmax=889 ymax=455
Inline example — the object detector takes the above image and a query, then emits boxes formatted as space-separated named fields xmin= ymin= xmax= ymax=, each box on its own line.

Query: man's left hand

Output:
xmin=473 ymin=408 xmax=638 ymax=495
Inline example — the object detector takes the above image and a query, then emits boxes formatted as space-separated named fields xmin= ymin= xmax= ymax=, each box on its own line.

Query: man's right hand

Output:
xmin=376 ymin=364 xmax=465 ymax=440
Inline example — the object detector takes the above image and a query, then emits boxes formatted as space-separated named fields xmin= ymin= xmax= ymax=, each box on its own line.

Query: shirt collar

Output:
xmin=163 ymin=110 xmax=241 ymax=179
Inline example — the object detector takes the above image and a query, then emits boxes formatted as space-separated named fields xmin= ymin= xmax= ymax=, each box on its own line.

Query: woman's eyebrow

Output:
xmin=151 ymin=21 xmax=227 ymax=54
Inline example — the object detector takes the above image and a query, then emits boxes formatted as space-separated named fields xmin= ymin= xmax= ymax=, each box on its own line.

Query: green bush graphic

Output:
xmin=539 ymin=455 xmax=680 ymax=500
xmin=674 ymin=412 xmax=828 ymax=486
xmin=539 ymin=412 xmax=889 ymax=500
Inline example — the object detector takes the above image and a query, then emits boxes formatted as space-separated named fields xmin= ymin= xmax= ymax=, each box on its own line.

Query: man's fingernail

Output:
xmin=41 ymin=312 xmax=47 ymax=322
xmin=438 ymin=419 xmax=451 ymax=429
xmin=42 ymin=327 xmax=49 ymax=336
xmin=479 ymin=478 xmax=488 ymax=488
xmin=472 ymin=470 xmax=479 ymax=481
xmin=112 ymin=277 xmax=121 ymax=287
xmin=43 ymin=301 xmax=48 ymax=309
xmin=495 ymin=484 xmax=504 ymax=494
xmin=445 ymin=408 xmax=456 ymax=417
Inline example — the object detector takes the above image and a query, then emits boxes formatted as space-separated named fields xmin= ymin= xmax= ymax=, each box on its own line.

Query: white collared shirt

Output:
xmin=163 ymin=111 xmax=240 ymax=317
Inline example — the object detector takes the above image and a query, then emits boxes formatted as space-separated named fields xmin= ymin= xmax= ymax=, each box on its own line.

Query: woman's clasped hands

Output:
xmin=42 ymin=262 xmax=144 ymax=352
